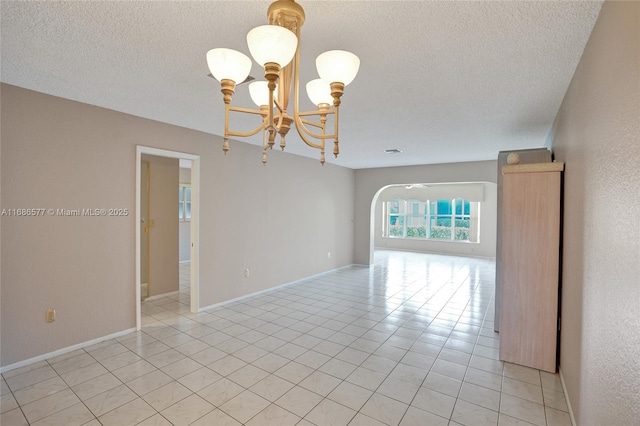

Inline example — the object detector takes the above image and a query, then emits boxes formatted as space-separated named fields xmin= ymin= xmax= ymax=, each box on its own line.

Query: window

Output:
xmin=179 ymin=185 xmax=191 ymax=221
xmin=387 ymin=200 xmax=404 ymax=237
xmin=383 ymin=198 xmax=478 ymax=242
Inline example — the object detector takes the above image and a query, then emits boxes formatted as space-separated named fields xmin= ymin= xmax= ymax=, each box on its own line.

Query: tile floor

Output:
xmin=1 ymin=251 xmax=572 ymax=426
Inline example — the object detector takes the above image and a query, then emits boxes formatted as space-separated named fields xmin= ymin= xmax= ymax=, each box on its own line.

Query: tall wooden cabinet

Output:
xmin=499 ymin=161 xmax=564 ymax=373
xmin=495 ymin=149 xmax=551 ymax=332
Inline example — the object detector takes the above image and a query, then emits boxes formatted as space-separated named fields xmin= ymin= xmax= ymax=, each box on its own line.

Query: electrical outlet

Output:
xmin=45 ymin=308 xmax=55 ymax=323
xmin=327 ymin=252 xmax=331 ymax=259
xmin=244 ymin=269 xmax=250 ymax=278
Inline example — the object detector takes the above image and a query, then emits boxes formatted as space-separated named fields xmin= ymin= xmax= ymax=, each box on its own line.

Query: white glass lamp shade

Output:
xmin=306 ymin=79 xmax=332 ymax=106
xmin=248 ymin=81 xmax=278 ymax=107
xmin=316 ymin=50 xmax=360 ymax=86
xmin=206 ymin=48 xmax=252 ymax=84
xmin=247 ymin=25 xmax=298 ymax=68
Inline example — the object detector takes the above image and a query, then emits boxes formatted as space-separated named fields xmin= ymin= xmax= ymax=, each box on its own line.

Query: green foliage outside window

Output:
xmin=406 ymin=227 xmax=427 ymax=238
xmin=430 ymin=227 xmax=452 ymax=239
xmin=389 ymin=227 xmax=404 ymax=237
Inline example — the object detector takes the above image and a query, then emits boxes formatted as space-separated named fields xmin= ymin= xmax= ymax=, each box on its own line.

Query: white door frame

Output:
xmin=135 ymin=146 xmax=201 ymax=330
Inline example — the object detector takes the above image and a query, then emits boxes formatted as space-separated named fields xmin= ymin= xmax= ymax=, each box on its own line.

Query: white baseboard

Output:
xmin=145 ymin=290 xmax=179 ymax=301
xmin=559 ymin=367 xmax=577 ymax=426
xmin=199 ymin=264 xmax=359 ymax=312
xmin=0 ymin=328 xmax=136 ymax=374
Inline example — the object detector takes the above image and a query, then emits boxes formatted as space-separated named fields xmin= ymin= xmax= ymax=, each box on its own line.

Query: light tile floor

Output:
xmin=1 ymin=251 xmax=572 ymax=426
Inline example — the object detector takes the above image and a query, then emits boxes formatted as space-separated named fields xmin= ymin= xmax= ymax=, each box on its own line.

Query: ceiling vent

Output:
xmin=385 ymin=149 xmax=402 ymax=154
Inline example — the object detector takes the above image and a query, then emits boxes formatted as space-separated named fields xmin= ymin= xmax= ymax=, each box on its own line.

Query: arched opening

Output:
xmin=368 ymin=182 xmax=497 ymax=265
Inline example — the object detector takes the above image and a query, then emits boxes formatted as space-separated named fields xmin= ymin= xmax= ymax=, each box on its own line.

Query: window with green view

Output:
xmin=383 ymin=198 xmax=476 ymax=242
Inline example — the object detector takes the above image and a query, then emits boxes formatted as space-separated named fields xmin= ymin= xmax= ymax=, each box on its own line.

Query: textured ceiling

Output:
xmin=0 ymin=1 xmax=602 ymax=169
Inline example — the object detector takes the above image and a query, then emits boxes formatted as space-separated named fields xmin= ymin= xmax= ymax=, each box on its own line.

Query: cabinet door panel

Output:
xmin=499 ymin=171 xmax=560 ymax=373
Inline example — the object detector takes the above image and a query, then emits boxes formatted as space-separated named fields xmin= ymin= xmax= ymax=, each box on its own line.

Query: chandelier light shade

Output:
xmin=207 ymin=0 xmax=360 ymax=164
xmin=249 ymin=81 xmax=277 ymax=107
xmin=247 ymin=25 xmax=298 ymax=68
xmin=206 ymin=48 xmax=252 ymax=84
xmin=316 ymin=50 xmax=361 ymax=86
xmin=306 ymin=79 xmax=332 ymax=106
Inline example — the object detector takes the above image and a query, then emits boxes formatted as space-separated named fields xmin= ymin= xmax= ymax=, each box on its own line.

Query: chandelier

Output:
xmin=206 ymin=0 xmax=360 ymax=165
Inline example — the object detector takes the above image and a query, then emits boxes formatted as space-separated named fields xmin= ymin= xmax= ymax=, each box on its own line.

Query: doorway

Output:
xmin=135 ymin=146 xmax=200 ymax=330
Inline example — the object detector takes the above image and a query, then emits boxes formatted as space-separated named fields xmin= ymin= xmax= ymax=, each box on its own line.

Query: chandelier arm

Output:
xmin=262 ymin=127 xmax=269 ymax=165
xmin=296 ymin=116 xmax=336 ymax=138
xmin=272 ymin=99 xmax=285 ymax=133
xmin=229 ymin=106 xmax=266 ymax=115
xmin=319 ymin=110 xmax=327 ymax=165
xmin=333 ymin=105 xmax=340 ymax=157
xmin=274 ymin=112 xmax=285 ymax=134
xmin=299 ymin=118 xmax=323 ymax=129
xmin=293 ymin=104 xmax=338 ymax=142
xmin=224 ymin=102 xmax=230 ymax=139
xmin=298 ymin=111 xmax=337 ymax=135
xmin=223 ymin=103 xmax=231 ymax=154
xmin=226 ymin=106 xmax=268 ymax=138
xmin=227 ymin=126 xmax=267 ymax=138
xmin=267 ymin=87 xmax=275 ymax=146
xmin=264 ymin=62 xmax=280 ymax=147
xmin=273 ymin=98 xmax=284 ymax=113
xmin=298 ymin=109 xmax=334 ymax=117
xmin=293 ymin=120 xmax=324 ymax=149
xmin=289 ymin=45 xmax=327 ymax=150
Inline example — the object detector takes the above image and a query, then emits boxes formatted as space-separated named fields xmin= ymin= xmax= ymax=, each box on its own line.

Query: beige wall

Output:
xmin=0 ymin=84 xmax=355 ymax=367
xmin=205 ymin=140 xmax=355 ymax=307
xmin=354 ymin=161 xmax=497 ymax=264
xmin=142 ymin=155 xmax=179 ymax=297
xmin=550 ymin=1 xmax=640 ymax=424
